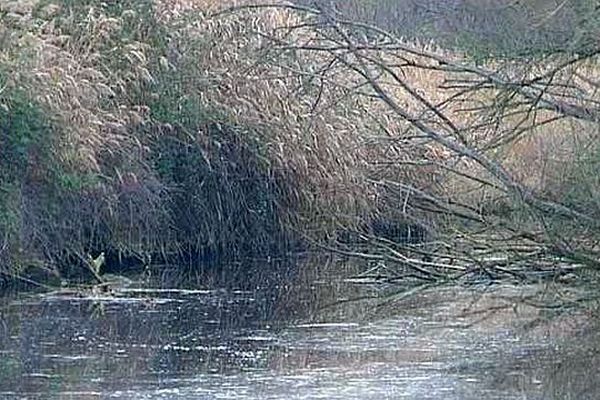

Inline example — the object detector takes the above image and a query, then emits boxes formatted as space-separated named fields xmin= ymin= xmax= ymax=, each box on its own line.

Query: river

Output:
xmin=1 ymin=257 xmax=598 ymax=399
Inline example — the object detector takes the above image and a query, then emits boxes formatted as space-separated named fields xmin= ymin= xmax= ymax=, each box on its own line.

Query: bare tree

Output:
xmin=215 ymin=2 xmax=600 ymax=286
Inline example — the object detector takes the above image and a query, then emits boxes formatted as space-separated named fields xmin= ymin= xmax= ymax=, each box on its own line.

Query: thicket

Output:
xmin=0 ymin=0 xmax=301 ymax=284
xmin=211 ymin=1 xmax=600 ymax=290
xmin=1 ymin=0 xmax=600 ymax=292
xmin=0 ymin=0 xmax=387 ymax=286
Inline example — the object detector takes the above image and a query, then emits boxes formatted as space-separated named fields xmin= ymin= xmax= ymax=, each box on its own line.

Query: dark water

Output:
xmin=1 ymin=259 xmax=599 ymax=399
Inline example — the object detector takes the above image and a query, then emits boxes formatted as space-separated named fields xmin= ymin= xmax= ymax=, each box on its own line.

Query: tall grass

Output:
xmin=2 ymin=0 xmax=598 ymax=287
xmin=0 ymin=0 xmax=390 ymax=283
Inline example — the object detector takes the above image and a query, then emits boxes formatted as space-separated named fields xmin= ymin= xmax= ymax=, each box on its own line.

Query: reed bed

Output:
xmin=1 ymin=0 xmax=599 ymax=288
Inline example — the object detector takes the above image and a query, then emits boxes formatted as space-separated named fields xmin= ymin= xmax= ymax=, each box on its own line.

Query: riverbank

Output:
xmin=1 ymin=0 xmax=600 ymax=294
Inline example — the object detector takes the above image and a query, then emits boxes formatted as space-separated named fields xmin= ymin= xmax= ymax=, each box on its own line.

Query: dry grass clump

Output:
xmin=1 ymin=0 xmax=406 ymax=282
xmin=163 ymin=4 xmax=376 ymax=229
xmin=184 ymin=4 xmax=466 ymax=232
xmin=0 ymin=0 xmax=172 ymax=280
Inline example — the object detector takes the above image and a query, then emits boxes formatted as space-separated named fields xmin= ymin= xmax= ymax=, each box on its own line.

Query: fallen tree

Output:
xmin=216 ymin=2 xmax=600 ymax=286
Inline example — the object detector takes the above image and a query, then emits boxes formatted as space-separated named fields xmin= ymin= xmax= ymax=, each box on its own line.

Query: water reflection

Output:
xmin=0 ymin=257 xmax=598 ymax=399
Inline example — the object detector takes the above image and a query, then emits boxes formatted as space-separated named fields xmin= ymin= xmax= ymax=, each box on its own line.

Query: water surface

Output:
xmin=1 ymin=260 xmax=598 ymax=399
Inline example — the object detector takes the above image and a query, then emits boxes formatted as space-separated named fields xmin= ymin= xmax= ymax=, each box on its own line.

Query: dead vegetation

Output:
xmin=1 ymin=0 xmax=600 ymax=290
xmin=210 ymin=2 xmax=600 ymax=286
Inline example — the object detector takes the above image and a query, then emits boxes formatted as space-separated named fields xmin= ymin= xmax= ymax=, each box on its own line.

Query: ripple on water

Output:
xmin=0 ymin=282 xmax=597 ymax=400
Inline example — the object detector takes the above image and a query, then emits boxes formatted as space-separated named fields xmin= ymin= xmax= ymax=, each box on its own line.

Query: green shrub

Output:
xmin=0 ymin=86 xmax=50 ymax=183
